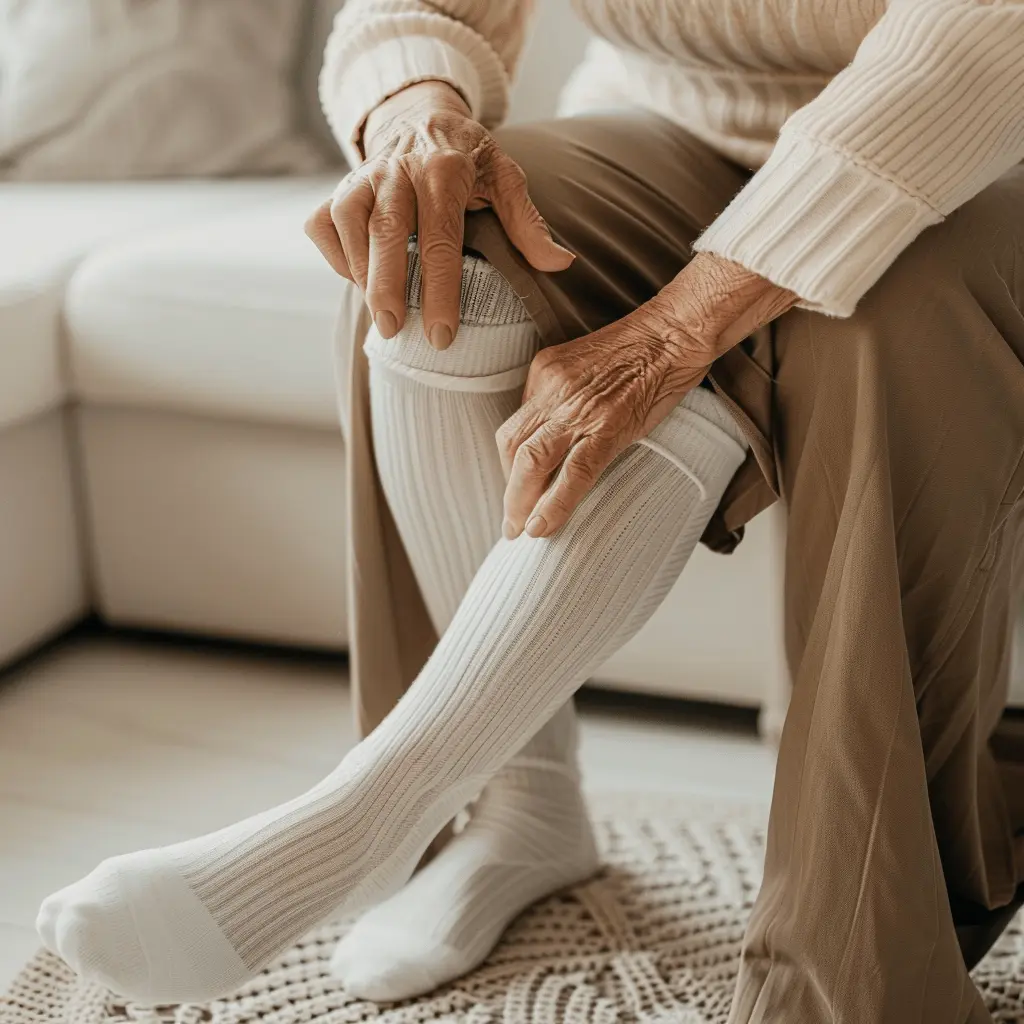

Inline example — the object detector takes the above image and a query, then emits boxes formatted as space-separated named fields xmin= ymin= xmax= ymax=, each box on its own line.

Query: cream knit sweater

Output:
xmin=319 ymin=0 xmax=1024 ymax=317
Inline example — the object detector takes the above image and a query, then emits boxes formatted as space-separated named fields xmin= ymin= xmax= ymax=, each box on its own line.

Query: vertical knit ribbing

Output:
xmin=36 ymin=273 xmax=749 ymax=1005
xmin=364 ymin=248 xmax=538 ymax=628
xmin=329 ymin=250 xmax=597 ymax=1000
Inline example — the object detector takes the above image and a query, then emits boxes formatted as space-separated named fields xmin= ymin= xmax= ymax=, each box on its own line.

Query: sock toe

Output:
xmin=331 ymin=928 xmax=463 ymax=1002
xmin=35 ymin=894 xmax=61 ymax=955
xmin=36 ymin=855 xmax=255 ymax=1003
xmin=38 ymin=864 xmax=153 ymax=997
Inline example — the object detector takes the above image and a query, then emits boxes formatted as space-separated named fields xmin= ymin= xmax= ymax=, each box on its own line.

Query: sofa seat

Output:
xmin=1 ymin=181 xmax=319 ymax=430
xmin=0 ymin=180 xmax=341 ymax=666
xmin=62 ymin=177 xmax=351 ymax=650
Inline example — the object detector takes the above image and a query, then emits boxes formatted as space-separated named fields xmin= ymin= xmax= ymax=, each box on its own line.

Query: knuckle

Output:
xmin=543 ymin=493 xmax=573 ymax=520
xmin=562 ymin=454 xmax=595 ymax=488
xmin=369 ymin=202 xmax=409 ymax=235
xmin=527 ymin=355 xmax=559 ymax=389
xmin=515 ymin=440 xmax=548 ymax=474
xmin=495 ymin=422 xmax=516 ymax=453
xmin=419 ymin=237 xmax=461 ymax=266
xmin=493 ymin=154 xmax=528 ymax=190
xmin=330 ymin=198 xmax=357 ymax=232
xmin=426 ymin=150 xmax=474 ymax=182
xmin=532 ymin=348 xmax=555 ymax=370
xmin=303 ymin=204 xmax=329 ymax=237
xmin=331 ymin=183 xmax=373 ymax=227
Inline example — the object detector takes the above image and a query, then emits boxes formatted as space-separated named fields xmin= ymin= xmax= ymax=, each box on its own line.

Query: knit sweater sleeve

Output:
xmin=693 ymin=0 xmax=1024 ymax=317
xmin=318 ymin=0 xmax=532 ymax=167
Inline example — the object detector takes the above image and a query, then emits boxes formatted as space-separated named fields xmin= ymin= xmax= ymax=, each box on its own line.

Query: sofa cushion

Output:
xmin=0 ymin=180 xmax=326 ymax=431
xmin=0 ymin=1 xmax=322 ymax=180
xmin=66 ymin=176 xmax=346 ymax=430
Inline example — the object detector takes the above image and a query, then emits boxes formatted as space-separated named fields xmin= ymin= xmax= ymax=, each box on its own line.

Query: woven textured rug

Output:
xmin=3 ymin=794 xmax=1022 ymax=1024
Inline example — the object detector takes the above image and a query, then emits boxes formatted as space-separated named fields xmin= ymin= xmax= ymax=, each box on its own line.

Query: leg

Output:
xmin=340 ymin=113 xmax=773 ymax=752
xmin=331 ymin=247 xmax=599 ymax=1000
xmin=327 ymin=116 xmax=766 ymax=999
xmin=37 ymin=331 xmax=748 ymax=1004
xmin=729 ymin=169 xmax=1024 ymax=1024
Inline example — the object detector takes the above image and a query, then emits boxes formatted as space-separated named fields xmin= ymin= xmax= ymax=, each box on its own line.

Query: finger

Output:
xmin=413 ymin=152 xmax=474 ymax=349
xmin=502 ymin=421 xmax=575 ymax=539
xmin=331 ymin=173 xmax=376 ymax=291
xmin=485 ymin=152 xmax=575 ymax=273
xmin=304 ymin=199 xmax=352 ymax=280
xmin=495 ymin=402 xmax=545 ymax=481
xmin=366 ymin=166 xmax=416 ymax=338
xmin=527 ymin=435 xmax=616 ymax=537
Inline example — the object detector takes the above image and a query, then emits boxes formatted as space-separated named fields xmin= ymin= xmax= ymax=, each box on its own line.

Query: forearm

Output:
xmin=653 ymin=253 xmax=797 ymax=378
xmin=695 ymin=0 xmax=1024 ymax=317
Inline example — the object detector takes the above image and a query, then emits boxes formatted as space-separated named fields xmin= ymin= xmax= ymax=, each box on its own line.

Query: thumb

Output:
xmin=304 ymin=199 xmax=352 ymax=280
xmin=486 ymin=153 xmax=575 ymax=273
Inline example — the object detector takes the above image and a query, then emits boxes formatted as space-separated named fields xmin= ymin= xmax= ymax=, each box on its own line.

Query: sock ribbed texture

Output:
xmin=363 ymin=248 xmax=539 ymax=634
xmin=36 ymin=258 xmax=748 ymax=1006
xmin=332 ymin=251 xmax=597 ymax=1001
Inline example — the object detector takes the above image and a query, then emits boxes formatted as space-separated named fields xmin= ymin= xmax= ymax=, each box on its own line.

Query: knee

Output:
xmin=492 ymin=113 xmax=701 ymax=249
xmin=363 ymin=244 xmax=538 ymax=385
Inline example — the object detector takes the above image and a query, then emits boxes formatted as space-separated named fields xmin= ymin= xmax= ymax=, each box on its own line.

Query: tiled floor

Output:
xmin=0 ymin=631 xmax=776 ymax=990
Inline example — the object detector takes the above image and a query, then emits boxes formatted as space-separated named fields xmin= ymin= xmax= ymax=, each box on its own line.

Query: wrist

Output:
xmin=363 ymin=80 xmax=472 ymax=156
xmin=661 ymin=253 xmax=796 ymax=359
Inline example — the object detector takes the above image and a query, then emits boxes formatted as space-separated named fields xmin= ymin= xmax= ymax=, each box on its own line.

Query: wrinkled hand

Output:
xmin=496 ymin=298 xmax=707 ymax=540
xmin=498 ymin=254 xmax=796 ymax=539
xmin=305 ymin=80 xmax=573 ymax=349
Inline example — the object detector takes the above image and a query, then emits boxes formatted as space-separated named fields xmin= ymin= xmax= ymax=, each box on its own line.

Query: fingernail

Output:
xmin=429 ymin=323 xmax=452 ymax=349
xmin=374 ymin=310 xmax=397 ymax=338
xmin=502 ymin=518 xmax=518 ymax=540
xmin=525 ymin=515 xmax=547 ymax=537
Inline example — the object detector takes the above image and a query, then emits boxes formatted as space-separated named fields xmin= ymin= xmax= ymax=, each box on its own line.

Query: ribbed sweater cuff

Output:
xmin=693 ymin=132 xmax=943 ymax=318
xmin=320 ymin=36 xmax=487 ymax=167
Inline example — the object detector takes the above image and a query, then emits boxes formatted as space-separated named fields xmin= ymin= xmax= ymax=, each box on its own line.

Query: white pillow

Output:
xmin=0 ymin=0 xmax=325 ymax=179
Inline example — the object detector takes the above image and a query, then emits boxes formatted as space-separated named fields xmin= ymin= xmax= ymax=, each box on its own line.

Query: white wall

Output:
xmin=507 ymin=0 xmax=591 ymax=124
xmin=307 ymin=0 xmax=591 ymax=154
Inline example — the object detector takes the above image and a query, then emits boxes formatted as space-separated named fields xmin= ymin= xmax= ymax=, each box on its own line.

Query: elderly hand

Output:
xmin=305 ymin=80 xmax=573 ymax=349
xmin=498 ymin=254 xmax=796 ymax=539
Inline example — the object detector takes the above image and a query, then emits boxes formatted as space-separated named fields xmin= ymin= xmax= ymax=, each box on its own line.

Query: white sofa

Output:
xmin=2 ymin=0 xmax=1021 ymax=725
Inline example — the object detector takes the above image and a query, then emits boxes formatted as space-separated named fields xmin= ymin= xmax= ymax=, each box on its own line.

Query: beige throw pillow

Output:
xmin=0 ymin=0 xmax=326 ymax=179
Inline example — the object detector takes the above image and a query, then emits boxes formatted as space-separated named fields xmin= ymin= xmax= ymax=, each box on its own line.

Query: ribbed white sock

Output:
xmin=36 ymin=258 xmax=748 ymax=1005
xmin=332 ymin=252 xmax=598 ymax=1001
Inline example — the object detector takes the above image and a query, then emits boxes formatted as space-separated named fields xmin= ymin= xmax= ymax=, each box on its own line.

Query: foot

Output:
xmin=36 ymin=748 xmax=483 ymax=1003
xmin=331 ymin=759 xmax=600 ymax=1001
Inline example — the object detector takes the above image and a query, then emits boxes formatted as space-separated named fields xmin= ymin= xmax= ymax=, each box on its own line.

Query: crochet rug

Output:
xmin=3 ymin=794 xmax=1022 ymax=1024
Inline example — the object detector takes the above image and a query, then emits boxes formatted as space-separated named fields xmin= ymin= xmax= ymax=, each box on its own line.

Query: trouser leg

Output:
xmin=729 ymin=171 xmax=1024 ymax=1024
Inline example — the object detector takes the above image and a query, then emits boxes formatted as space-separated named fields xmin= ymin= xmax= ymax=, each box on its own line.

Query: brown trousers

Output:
xmin=334 ymin=114 xmax=1024 ymax=1023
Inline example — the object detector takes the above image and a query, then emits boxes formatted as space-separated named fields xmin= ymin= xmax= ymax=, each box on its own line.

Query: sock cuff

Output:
xmin=639 ymin=389 xmax=749 ymax=494
xmin=681 ymin=387 xmax=748 ymax=450
xmin=366 ymin=244 xmax=539 ymax=384
xmin=405 ymin=243 xmax=532 ymax=328
xmin=366 ymin=341 xmax=532 ymax=393
xmin=364 ymin=307 xmax=536 ymax=389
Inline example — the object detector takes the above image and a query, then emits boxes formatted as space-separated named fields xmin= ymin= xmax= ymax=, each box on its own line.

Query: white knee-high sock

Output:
xmin=36 ymin=321 xmax=748 ymax=1006
xmin=332 ymin=252 xmax=598 ymax=1001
